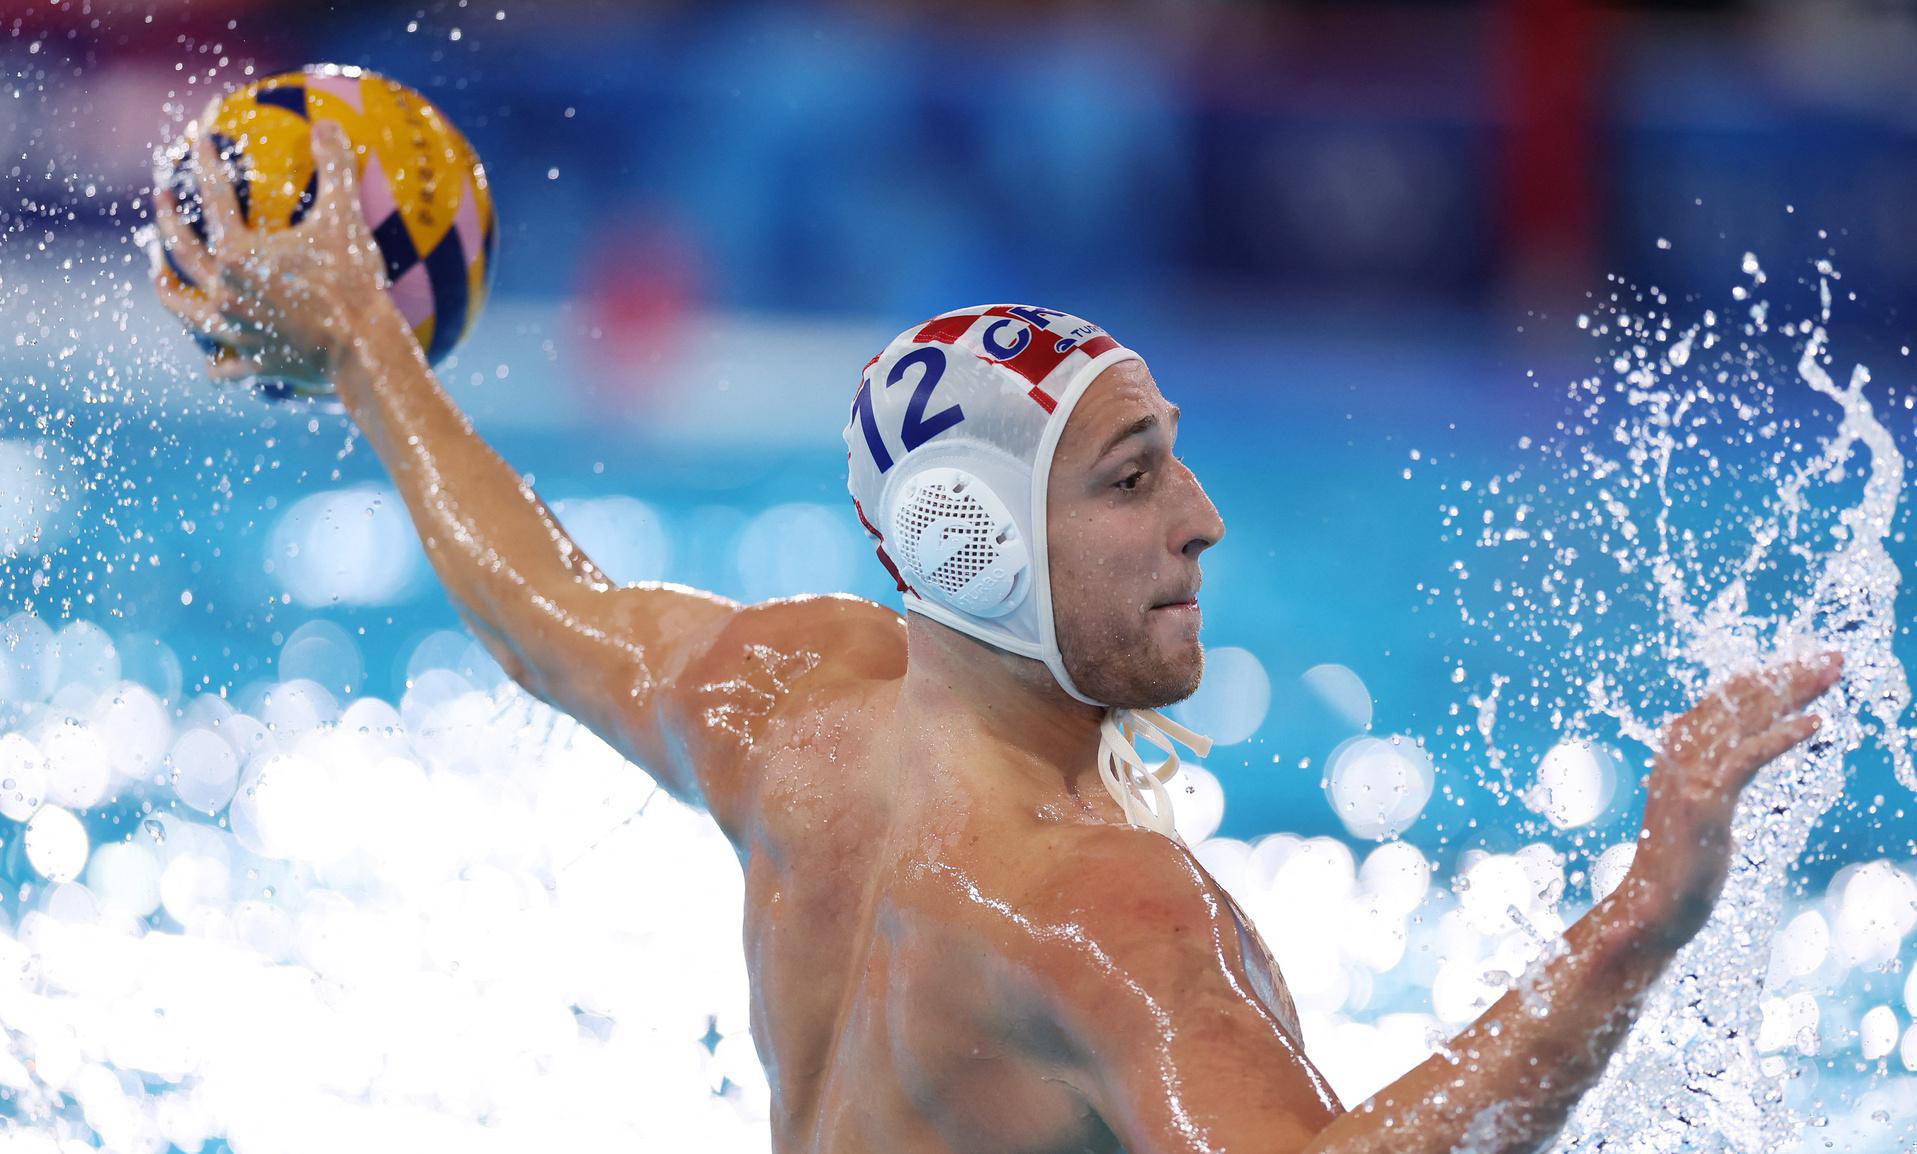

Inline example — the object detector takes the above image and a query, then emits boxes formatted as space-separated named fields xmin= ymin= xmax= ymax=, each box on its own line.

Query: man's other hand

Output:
xmin=1630 ymin=649 xmax=1844 ymax=944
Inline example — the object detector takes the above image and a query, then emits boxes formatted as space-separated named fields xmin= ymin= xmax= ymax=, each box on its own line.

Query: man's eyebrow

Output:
xmin=1096 ymin=404 xmax=1180 ymax=461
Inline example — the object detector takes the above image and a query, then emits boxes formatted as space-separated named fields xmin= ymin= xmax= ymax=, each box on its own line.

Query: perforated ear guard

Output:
xmin=887 ymin=466 xmax=1031 ymax=620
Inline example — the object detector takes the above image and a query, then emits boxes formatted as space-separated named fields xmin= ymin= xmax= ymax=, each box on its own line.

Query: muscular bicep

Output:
xmin=1033 ymin=836 xmax=1344 ymax=1153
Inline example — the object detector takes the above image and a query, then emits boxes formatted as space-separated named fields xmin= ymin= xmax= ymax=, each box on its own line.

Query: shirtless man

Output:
xmin=149 ymin=121 xmax=1846 ymax=1154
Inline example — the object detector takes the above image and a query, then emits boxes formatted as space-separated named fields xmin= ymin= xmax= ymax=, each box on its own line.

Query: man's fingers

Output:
xmin=205 ymin=345 xmax=264 ymax=383
xmin=150 ymin=188 xmax=222 ymax=288
xmin=1730 ymin=713 xmax=1823 ymax=783
xmin=154 ymin=274 xmax=246 ymax=339
xmin=190 ymin=133 xmax=246 ymax=248
xmin=153 ymin=277 xmax=283 ymax=365
xmin=1662 ymin=650 xmax=1844 ymax=769
xmin=311 ymin=121 xmax=360 ymax=217
xmin=1718 ymin=651 xmax=1843 ymax=734
xmin=1783 ymin=651 xmax=1846 ymax=711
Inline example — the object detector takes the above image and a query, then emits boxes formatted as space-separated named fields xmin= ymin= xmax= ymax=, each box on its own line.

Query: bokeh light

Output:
xmin=1300 ymin=662 xmax=1374 ymax=731
xmin=550 ymin=495 xmax=673 ymax=584
xmin=1525 ymin=740 xmax=1618 ymax=829
xmin=268 ymin=486 xmax=426 ymax=607
xmin=1172 ymin=646 xmax=1271 ymax=747
xmin=1170 ymin=762 xmax=1225 ymax=844
xmin=1322 ymin=734 xmax=1435 ymax=841
xmin=733 ymin=503 xmax=852 ymax=600
xmin=279 ymin=620 xmax=366 ymax=697
xmin=23 ymin=804 xmax=88 ymax=882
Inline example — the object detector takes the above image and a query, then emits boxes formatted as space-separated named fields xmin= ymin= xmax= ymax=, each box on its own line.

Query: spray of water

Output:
xmin=1451 ymin=258 xmax=1913 ymax=1152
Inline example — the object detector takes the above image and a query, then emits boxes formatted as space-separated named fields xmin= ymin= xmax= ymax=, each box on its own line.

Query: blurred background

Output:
xmin=2 ymin=1 xmax=1917 ymax=1149
xmin=13 ymin=0 xmax=1912 ymax=836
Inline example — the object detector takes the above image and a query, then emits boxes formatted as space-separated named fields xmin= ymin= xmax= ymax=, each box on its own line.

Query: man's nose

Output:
xmin=1177 ymin=469 xmax=1225 ymax=558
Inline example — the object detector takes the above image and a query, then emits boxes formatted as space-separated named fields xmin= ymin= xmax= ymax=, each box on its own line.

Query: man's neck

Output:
xmin=897 ymin=613 xmax=1111 ymax=804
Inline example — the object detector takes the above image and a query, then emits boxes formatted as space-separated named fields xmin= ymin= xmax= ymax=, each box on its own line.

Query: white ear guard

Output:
xmin=887 ymin=466 xmax=1031 ymax=620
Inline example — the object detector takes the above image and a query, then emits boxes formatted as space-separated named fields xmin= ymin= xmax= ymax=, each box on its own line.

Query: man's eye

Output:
xmin=1116 ymin=470 xmax=1146 ymax=492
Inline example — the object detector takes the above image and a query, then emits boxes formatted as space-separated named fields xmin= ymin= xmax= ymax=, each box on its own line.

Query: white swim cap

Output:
xmin=844 ymin=304 xmax=1133 ymax=704
xmin=843 ymin=304 xmax=1212 ymax=837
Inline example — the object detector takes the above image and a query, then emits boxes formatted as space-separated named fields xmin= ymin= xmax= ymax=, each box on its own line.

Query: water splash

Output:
xmin=1452 ymin=262 xmax=1913 ymax=1152
xmin=0 ymin=638 xmax=772 ymax=1151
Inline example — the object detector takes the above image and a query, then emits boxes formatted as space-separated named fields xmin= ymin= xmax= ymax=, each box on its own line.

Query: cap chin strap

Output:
xmin=1096 ymin=706 xmax=1214 ymax=840
xmin=911 ymin=597 xmax=1218 ymax=839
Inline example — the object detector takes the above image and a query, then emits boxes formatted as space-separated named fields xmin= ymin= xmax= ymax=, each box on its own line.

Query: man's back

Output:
xmin=691 ymin=600 xmax=1331 ymax=1153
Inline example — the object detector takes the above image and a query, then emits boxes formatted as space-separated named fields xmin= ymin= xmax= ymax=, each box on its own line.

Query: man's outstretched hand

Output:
xmin=1284 ymin=650 xmax=1849 ymax=1154
xmin=1628 ymin=649 xmax=1844 ymax=945
xmin=148 ymin=120 xmax=400 ymax=390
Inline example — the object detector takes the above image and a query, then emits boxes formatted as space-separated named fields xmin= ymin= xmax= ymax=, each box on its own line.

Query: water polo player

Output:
xmin=149 ymin=121 xmax=1846 ymax=1154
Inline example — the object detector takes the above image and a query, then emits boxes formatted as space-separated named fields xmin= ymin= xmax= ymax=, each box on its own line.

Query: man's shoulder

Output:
xmin=910 ymin=824 xmax=1231 ymax=989
xmin=1024 ymin=823 xmax=1209 ymax=899
xmin=1031 ymin=826 xmax=1234 ymax=961
xmin=726 ymin=592 xmax=904 ymax=675
xmin=648 ymin=593 xmax=904 ymax=825
xmin=669 ymin=592 xmax=906 ymax=706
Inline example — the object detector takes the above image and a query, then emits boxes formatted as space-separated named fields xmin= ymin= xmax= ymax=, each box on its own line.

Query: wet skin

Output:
xmin=147 ymin=122 xmax=1849 ymax=1154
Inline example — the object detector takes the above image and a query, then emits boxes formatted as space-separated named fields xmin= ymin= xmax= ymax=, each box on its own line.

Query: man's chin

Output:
xmin=1058 ymin=623 xmax=1205 ymax=708
xmin=1111 ymin=648 xmax=1206 ymax=712
xmin=1159 ymin=658 xmax=1206 ymax=708
xmin=1137 ymin=627 xmax=1202 ymax=696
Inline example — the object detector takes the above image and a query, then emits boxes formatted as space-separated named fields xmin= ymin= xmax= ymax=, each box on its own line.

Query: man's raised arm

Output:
xmin=1054 ymin=651 xmax=1842 ymax=1154
xmin=147 ymin=122 xmax=900 ymax=832
xmin=325 ymin=276 xmax=741 ymax=772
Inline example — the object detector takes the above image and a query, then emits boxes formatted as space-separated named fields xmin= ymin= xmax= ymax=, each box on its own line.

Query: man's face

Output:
xmin=1047 ymin=359 xmax=1226 ymax=708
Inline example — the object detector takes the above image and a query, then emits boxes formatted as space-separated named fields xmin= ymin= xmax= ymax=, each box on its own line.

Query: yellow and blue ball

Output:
xmin=161 ymin=63 xmax=498 ymax=400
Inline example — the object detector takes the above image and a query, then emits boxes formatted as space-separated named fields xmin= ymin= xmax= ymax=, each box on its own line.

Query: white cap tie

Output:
xmin=1096 ymin=706 xmax=1213 ymax=840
